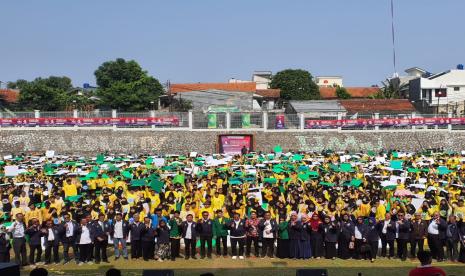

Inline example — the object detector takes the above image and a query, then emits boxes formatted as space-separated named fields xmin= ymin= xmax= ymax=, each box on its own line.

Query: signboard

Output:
xmin=275 ymin=115 xmax=285 ymax=129
xmin=218 ymin=135 xmax=253 ymax=154
xmin=207 ymin=114 xmax=217 ymax=129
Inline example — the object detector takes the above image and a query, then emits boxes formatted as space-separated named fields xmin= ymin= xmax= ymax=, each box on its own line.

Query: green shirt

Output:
xmin=213 ymin=217 xmax=230 ymax=237
xmin=168 ymin=218 xmax=181 ymax=238
xmin=278 ymin=221 xmax=289 ymax=239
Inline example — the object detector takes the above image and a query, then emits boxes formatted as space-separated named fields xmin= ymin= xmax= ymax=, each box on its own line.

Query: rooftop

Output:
xmin=0 ymin=89 xmax=19 ymax=103
xmin=170 ymin=82 xmax=257 ymax=94
xmin=288 ymin=100 xmax=346 ymax=113
xmin=319 ymin=87 xmax=380 ymax=99
xmin=340 ymin=99 xmax=416 ymax=113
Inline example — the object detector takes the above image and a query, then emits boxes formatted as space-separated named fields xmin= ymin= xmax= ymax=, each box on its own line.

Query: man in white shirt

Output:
xmin=8 ymin=213 xmax=27 ymax=266
xmin=62 ymin=213 xmax=79 ymax=264
xmin=42 ymin=219 xmax=60 ymax=264
xmin=111 ymin=213 xmax=128 ymax=260
xmin=77 ymin=218 xmax=93 ymax=265
xmin=259 ymin=211 xmax=277 ymax=258
xmin=427 ymin=212 xmax=446 ymax=261
xmin=181 ymin=214 xmax=197 ymax=259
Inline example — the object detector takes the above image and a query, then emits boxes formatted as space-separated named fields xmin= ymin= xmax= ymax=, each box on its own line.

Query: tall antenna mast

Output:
xmin=391 ymin=0 xmax=398 ymax=77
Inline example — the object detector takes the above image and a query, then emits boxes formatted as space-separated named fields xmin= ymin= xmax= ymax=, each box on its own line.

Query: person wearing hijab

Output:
xmin=277 ymin=216 xmax=289 ymax=259
xmin=338 ymin=213 xmax=355 ymax=259
xmin=288 ymin=212 xmax=301 ymax=259
xmin=299 ymin=214 xmax=312 ymax=259
xmin=309 ymin=212 xmax=324 ymax=259
xmin=322 ymin=216 xmax=339 ymax=259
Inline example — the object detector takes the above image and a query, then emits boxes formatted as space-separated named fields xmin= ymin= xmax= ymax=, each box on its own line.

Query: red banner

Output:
xmin=305 ymin=117 xmax=457 ymax=129
xmin=0 ymin=117 xmax=180 ymax=127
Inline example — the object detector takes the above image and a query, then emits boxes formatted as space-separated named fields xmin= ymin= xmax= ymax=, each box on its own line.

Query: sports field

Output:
xmin=20 ymin=257 xmax=464 ymax=276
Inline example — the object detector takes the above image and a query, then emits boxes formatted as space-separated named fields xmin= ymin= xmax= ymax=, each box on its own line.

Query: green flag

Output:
xmin=145 ymin=157 xmax=153 ymax=166
xmin=438 ymin=166 xmax=451 ymax=175
xmin=242 ymin=114 xmax=251 ymax=128
xmin=390 ymin=160 xmax=404 ymax=170
xmin=149 ymin=179 xmax=165 ymax=193
xmin=173 ymin=174 xmax=185 ymax=185
xmin=130 ymin=179 xmax=147 ymax=187
xmin=273 ymin=145 xmax=282 ymax=153
xmin=122 ymin=170 xmax=133 ymax=179
xmin=207 ymin=114 xmax=217 ymax=129
xmin=96 ymin=154 xmax=105 ymax=164
xmin=340 ymin=163 xmax=354 ymax=172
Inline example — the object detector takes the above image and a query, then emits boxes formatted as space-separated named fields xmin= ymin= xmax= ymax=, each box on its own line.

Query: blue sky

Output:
xmin=1 ymin=0 xmax=464 ymax=87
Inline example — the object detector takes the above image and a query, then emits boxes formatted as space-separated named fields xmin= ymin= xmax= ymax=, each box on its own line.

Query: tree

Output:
xmin=370 ymin=78 xmax=402 ymax=99
xmin=335 ymin=86 xmax=352 ymax=99
xmin=7 ymin=79 xmax=28 ymax=90
xmin=95 ymin=58 xmax=164 ymax=111
xmin=270 ymin=69 xmax=320 ymax=100
xmin=17 ymin=76 xmax=72 ymax=111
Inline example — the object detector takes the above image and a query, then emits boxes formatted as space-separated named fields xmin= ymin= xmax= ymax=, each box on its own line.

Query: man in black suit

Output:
xmin=228 ymin=212 xmax=247 ymax=260
xmin=410 ymin=213 xmax=428 ymax=258
xmin=92 ymin=213 xmax=110 ymax=264
xmin=181 ymin=214 xmax=197 ymax=259
xmin=258 ymin=211 xmax=278 ymax=258
xmin=396 ymin=212 xmax=411 ymax=261
xmin=129 ymin=213 xmax=144 ymax=260
xmin=25 ymin=218 xmax=44 ymax=265
xmin=196 ymin=211 xmax=213 ymax=259
xmin=427 ymin=211 xmax=448 ymax=261
xmin=61 ymin=213 xmax=80 ymax=264
xmin=379 ymin=212 xmax=397 ymax=258
xmin=42 ymin=219 xmax=63 ymax=264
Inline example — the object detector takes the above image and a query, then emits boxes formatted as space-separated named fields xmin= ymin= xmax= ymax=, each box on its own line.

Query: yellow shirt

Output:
xmin=25 ymin=209 xmax=43 ymax=225
xmin=11 ymin=207 xmax=25 ymax=218
xmin=63 ymin=183 xmax=78 ymax=197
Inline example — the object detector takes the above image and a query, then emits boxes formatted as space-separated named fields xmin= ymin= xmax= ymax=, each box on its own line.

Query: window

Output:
xmin=454 ymin=87 xmax=460 ymax=91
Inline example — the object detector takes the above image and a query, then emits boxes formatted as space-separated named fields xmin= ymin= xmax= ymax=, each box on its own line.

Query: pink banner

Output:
xmin=0 ymin=117 xmax=180 ymax=127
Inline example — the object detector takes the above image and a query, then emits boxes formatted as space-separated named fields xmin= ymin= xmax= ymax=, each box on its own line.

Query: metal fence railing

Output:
xmin=230 ymin=112 xmax=263 ymax=129
xmin=1 ymin=110 xmax=465 ymax=131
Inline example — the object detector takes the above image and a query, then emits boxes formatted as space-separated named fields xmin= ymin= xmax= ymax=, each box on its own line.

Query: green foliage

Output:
xmin=270 ymin=69 xmax=320 ymax=100
xmin=95 ymin=58 xmax=164 ymax=111
xmin=370 ymin=79 xmax=400 ymax=99
xmin=335 ymin=86 xmax=351 ymax=99
xmin=17 ymin=76 xmax=72 ymax=111
xmin=7 ymin=79 xmax=28 ymax=90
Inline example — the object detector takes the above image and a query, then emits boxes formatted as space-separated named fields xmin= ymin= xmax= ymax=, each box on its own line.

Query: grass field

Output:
xmin=20 ymin=257 xmax=465 ymax=276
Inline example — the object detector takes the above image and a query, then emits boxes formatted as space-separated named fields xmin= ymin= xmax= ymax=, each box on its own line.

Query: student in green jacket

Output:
xmin=212 ymin=210 xmax=230 ymax=257
xmin=168 ymin=211 xmax=182 ymax=261
xmin=277 ymin=217 xmax=289 ymax=259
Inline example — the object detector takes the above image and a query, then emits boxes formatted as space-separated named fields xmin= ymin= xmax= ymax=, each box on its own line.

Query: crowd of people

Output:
xmin=0 ymin=149 xmax=465 ymax=267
